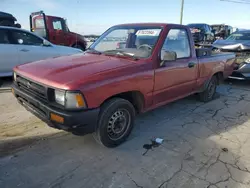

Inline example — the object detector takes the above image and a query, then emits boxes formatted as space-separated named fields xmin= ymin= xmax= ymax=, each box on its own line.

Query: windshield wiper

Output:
xmin=103 ymin=50 xmax=139 ymax=60
xmin=85 ymin=48 xmax=102 ymax=55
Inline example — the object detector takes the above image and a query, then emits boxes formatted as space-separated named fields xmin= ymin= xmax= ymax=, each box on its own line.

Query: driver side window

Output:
xmin=11 ymin=30 xmax=43 ymax=46
xmin=161 ymin=29 xmax=191 ymax=59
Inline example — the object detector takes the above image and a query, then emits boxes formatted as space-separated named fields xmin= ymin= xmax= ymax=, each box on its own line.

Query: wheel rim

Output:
xmin=208 ymin=79 xmax=216 ymax=99
xmin=107 ymin=109 xmax=131 ymax=141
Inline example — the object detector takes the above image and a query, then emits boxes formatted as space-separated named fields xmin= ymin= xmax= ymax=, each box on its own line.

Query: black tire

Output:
xmin=199 ymin=75 xmax=218 ymax=102
xmin=72 ymin=44 xmax=85 ymax=51
xmin=93 ymin=98 xmax=135 ymax=148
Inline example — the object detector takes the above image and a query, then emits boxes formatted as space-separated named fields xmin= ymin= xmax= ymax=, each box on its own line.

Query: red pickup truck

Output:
xmin=12 ymin=23 xmax=235 ymax=147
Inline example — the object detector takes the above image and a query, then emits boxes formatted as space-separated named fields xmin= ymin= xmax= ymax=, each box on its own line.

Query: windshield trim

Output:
xmin=89 ymin=25 xmax=164 ymax=60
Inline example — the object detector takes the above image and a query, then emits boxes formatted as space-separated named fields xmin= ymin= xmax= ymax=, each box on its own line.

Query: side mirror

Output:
xmin=43 ymin=40 xmax=51 ymax=46
xmin=161 ymin=51 xmax=177 ymax=61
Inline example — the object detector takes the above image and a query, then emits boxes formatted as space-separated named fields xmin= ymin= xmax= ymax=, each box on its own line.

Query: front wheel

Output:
xmin=93 ymin=98 xmax=135 ymax=148
xmin=199 ymin=75 xmax=218 ymax=102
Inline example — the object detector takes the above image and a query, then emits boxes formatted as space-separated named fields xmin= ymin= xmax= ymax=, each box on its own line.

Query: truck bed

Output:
xmin=197 ymin=49 xmax=235 ymax=79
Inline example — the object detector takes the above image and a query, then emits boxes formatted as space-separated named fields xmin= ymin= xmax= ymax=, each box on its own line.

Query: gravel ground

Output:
xmin=1 ymin=80 xmax=250 ymax=188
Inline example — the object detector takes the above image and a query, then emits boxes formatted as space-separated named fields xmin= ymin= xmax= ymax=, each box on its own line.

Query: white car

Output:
xmin=0 ymin=26 xmax=83 ymax=77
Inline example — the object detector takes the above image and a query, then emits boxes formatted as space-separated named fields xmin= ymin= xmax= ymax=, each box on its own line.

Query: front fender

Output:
xmin=81 ymin=73 xmax=154 ymax=109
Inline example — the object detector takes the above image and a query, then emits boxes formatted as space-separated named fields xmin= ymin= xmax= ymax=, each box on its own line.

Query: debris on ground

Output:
xmin=222 ymin=147 xmax=229 ymax=152
xmin=142 ymin=138 xmax=164 ymax=156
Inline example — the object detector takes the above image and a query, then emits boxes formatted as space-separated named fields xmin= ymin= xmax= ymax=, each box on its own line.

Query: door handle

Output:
xmin=20 ymin=49 xmax=29 ymax=52
xmin=188 ymin=62 xmax=196 ymax=68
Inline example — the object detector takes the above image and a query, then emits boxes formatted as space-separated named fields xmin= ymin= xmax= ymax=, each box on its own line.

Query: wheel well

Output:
xmin=101 ymin=91 xmax=145 ymax=114
xmin=214 ymin=72 xmax=224 ymax=84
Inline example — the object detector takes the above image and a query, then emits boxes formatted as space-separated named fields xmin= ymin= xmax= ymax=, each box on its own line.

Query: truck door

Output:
xmin=49 ymin=18 xmax=69 ymax=46
xmin=153 ymin=28 xmax=198 ymax=105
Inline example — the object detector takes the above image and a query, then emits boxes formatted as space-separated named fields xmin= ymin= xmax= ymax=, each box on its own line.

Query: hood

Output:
xmin=15 ymin=53 xmax=136 ymax=90
xmin=212 ymin=39 xmax=250 ymax=51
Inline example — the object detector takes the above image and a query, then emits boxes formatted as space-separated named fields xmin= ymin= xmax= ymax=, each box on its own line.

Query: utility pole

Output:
xmin=180 ymin=0 xmax=184 ymax=24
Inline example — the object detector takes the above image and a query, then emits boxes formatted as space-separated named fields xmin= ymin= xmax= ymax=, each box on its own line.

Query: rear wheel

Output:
xmin=199 ymin=75 xmax=218 ymax=102
xmin=93 ymin=98 xmax=135 ymax=148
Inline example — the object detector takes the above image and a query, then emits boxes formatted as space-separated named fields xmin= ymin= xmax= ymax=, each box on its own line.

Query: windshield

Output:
xmin=226 ymin=32 xmax=250 ymax=41
xmin=89 ymin=26 xmax=162 ymax=58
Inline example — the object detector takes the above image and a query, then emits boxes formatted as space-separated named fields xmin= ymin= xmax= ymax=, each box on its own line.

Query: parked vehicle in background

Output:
xmin=0 ymin=11 xmax=21 ymax=28
xmin=12 ymin=23 xmax=235 ymax=147
xmin=30 ymin=11 xmax=87 ymax=51
xmin=0 ymin=26 xmax=82 ymax=77
xmin=212 ymin=30 xmax=250 ymax=80
xmin=187 ymin=23 xmax=215 ymax=45
xmin=211 ymin=24 xmax=233 ymax=40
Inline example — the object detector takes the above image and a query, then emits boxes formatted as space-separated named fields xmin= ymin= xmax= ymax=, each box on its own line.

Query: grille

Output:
xmin=16 ymin=75 xmax=47 ymax=101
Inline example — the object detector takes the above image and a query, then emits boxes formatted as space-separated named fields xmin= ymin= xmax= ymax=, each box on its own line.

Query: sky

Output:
xmin=2 ymin=0 xmax=250 ymax=35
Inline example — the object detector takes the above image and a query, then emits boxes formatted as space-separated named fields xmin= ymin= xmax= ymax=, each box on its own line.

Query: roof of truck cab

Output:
xmin=114 ymin=23 xmax=184 ymax=27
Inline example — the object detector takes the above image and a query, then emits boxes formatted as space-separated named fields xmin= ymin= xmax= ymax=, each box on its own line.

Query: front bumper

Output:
xmin=12 ymin=84 xmax=100 ymax=133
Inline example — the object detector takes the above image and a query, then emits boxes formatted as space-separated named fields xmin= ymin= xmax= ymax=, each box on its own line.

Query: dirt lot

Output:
xmin=1 ymin=80 xmax=250 ymax=188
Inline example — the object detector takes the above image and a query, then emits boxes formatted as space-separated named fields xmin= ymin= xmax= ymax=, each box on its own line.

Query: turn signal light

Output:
xmin=50 ymin=113 xmax=64 ymax=124
xmin=75 ymin=93 xmax=86 ymax=107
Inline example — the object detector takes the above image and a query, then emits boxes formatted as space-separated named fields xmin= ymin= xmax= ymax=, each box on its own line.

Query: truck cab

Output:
xmin=30 ymin=11 xmax=87 ymax=50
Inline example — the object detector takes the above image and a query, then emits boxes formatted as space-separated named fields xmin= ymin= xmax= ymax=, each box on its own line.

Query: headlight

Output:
xmin=65 ymin=91 xmax=86 ymax=109
xmin=55 ymin=90 xmax=65 ymax=106
xmin=13 ymin=72 xmax=17 ymax=81
xmin=54 ymin=90 xmax=86 ymax=109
